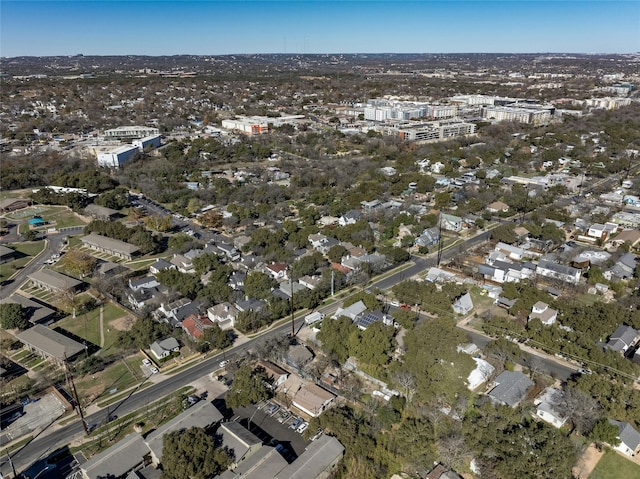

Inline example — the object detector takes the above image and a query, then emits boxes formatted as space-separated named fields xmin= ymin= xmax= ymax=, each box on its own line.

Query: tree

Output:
xmin=200 ymin=324 xmax=233 ymax=351
xmin=61 ymin=248 xmax=97 ymax=278
xmin=590 ymin=419 xmax=620 ymax=448
xmin=0 ymin=303 xmax=28 ymax=330
xmin=555 ymin=386 xmax=602 ymax=435
xmin=161 ymin=427 xmax=231 ymax=479
xmin=200 ymin=210 xmax=223 ymax=229
xmin=143 ymin=214 xmax=173 ymax=232
xmin=244 ymin=271 xmax=277 ymax=300
xmin=225 ymin=364 xmax=272 ymax=408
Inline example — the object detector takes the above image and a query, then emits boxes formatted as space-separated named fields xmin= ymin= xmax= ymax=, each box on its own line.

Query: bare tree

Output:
xmin=556 ymin=387 xmax=602 ymax=435
xmin=393 ymin=370 xmax=417 ymax=404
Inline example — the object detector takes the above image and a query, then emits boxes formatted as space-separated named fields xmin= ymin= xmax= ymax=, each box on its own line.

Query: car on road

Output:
xmin=290 ymin=418 xmax=303 ymax=430
xmin=219 ymin=360 xmax=230 ymax=368
xmin=296 ymin=422 xmax=309 ymax=434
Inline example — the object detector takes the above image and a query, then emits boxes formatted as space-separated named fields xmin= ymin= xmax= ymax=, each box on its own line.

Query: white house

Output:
xmin=534 ymin=388 xmax=567 ymax=428
xmin=608 ymin=420 xmax=640 ymax=457
xmin=467 ymin=357 xmax=495 ymax=391
xmin=529 ymin=301 xmax=558 ymax=326
xmin=453 ymin=292 xmax=474 ymax=315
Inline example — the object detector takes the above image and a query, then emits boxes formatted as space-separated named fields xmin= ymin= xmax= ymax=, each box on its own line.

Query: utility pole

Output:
xmin=436 ymin=213 xmax=444 ymax=266
xmin=64 ymin=354 xmax=89 ymax=435
xmin=290 ymin=277 xmax=295 ymax=337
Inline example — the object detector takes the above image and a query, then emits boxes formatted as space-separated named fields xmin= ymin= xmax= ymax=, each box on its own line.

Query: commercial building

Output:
xmin=81 ymin=233 xmax=140 ymax=260
xmin=364 ymin=99 xmax=457 ymax=122
xmin=97 ymin=145 xmax=139 ymax=168
xmin=222 ymin=117 xmax=269 ymax=135
xmin=384 ymin=119 xmax=476 ymax=142
xmin=16 ymin=325 xmax=85 ymax=366
xmin=482 ymin=106 xmax=552 ymax=125
xmin=28 ymin=269 xmax=82 ymax=293
xmin=133 ymin=134 xmax=162 ymax=151
xmin=104 ymin=125 xmax=160 ymax=140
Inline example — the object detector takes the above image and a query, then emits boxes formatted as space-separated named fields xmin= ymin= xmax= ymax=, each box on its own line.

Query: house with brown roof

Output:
xmin=181 ymin=313 xmax=215 ymax=340
xmin=292 ymin=382 xmax=336 ymax=417
xmin=265 ymin=262 xmax=288 ymax=280
xmin=486 ymin=201 xmax=510 ymax=213
xmin=207 ymin=302 xmax=239 ymax=330
xmin=0 ymin=198 xmax=32 ymax=213
xmin=255 ymin=360 xmax=289 ymax=388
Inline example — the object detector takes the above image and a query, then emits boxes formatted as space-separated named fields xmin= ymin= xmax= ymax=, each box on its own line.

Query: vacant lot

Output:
xmin=589 ymin=449 xmax=640 ymax=479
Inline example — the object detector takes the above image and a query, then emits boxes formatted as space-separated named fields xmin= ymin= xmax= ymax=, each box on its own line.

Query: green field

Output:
xmin=55 ymin=301 xmax=127 ymax=350
xmin=590 ymin=449 xmax=640 ymax=479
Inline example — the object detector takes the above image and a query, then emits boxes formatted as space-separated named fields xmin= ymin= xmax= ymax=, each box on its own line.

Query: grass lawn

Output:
xmin=55 ymin=301 xmax=127 ymax=350
xmin=44 ymin=208 xmax=88 ymax=229
xmin=75 ymin=358 xmax=142 ymax=408
xmin=0 ymin=241 xmax=45 ymax=282
xmin=589 ymin=449 xmax=640 ymax=479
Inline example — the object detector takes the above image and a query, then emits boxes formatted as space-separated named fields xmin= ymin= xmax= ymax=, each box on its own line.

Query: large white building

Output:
xmin=221 ymin=116 xmax=270 ymax=135
xmin=384 ymin=119 xmax=476 ymax=142
xmin=97 ymin=145 xmax=139 ymax=168
xmin=482 ymin=106 xmax=552 ymax=125
xmin=364 ymin=99 xmax=457 ymax=122
xmin=104 ymin=125 xmax=160 ymax=140
xmin=132 ymin=134 xmax=162 ymax=151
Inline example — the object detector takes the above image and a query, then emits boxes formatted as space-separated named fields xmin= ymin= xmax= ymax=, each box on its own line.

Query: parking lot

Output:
xmin=230 ymin=399 xmax=314 ymax=460
xmin=0 ymin=393 xmax=66 ymax=443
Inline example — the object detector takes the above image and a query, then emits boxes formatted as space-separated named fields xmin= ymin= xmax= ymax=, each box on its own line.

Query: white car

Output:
xmin=219 ymin=360 xmax=230 ymax=368
xmin=150 ymin=367 xmax=159 ymax=374
xmin=296 ymin=422 xmax=309 ymax=434
xmin=142 ymin=358 xmax=151 ymax=366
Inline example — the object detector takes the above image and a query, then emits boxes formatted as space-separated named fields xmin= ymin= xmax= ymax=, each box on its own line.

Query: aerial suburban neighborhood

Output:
xmin=1 ymin=50 xmax=639 ymax=479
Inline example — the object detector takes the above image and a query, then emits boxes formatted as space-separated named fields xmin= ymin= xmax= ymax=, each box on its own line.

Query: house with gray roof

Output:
xmin=332 ymin=300 xmax=367 ymax=320
xmin=453 ymin=292 xmax=473 ymax=315
xmin=218 ymin=421 xmax=262 ymax=469
xmin=608 ymin=419 xmax=640 ymax=457
xmin=216 ymin=446 xmax=287 ymax=479
xmin=81 ymin=432 xmax=149 ymax=479
xmin=81 ymin=233 xmax=140 ymax=260
xmin=606 ymin=324 xmax=639 ymax=354
xmin=146 ymin=401 xmax=224 ymax=465
xmin=207 ymin=302 xmax=240 ymax=330
xmin=0 ymin=294 xmax=56 ymax=325
xmin=534 ymin=388 xmax=567 ymax=428
xmin=604 ymin=252 xmax=638 ymax=281
xmin=275 ymin=435 xmax=344 ymax=479
xmin=0 ymin=245 xmax=17 ymax=264
xmin=536 ymin=259 xmax=581 ymax=285
xmin=487 ymin=370 xmax=534 ymax=407
xmin=149 ymin=337 xmax=180 ymax=360
xmin=28 ymin=269 xmax=83 ymax=293
xmin=149 ymin=258 xmax=175 ymax=275
xmin=84 ymin=204 xmax=120 ymax=221
xmin=16 ymin=325 xmax=85 ymax=366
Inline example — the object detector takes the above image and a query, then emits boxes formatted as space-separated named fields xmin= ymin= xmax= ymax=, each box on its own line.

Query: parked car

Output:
xmin=266 ymin=404 xmax=279 ymax=415
xmin=296 ymin=422 xmax=309 ymax=434
xmin=142 ymin=358 xmax=151 ymax=366
xmin=150 ymin=367 xmax=159 ymax=374
xmin=290 ymin=418 xmax=303 ymax=430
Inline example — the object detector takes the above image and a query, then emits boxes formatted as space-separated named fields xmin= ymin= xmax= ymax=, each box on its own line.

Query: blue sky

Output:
xmin=1 ymin=1 xmax=638 ymax=56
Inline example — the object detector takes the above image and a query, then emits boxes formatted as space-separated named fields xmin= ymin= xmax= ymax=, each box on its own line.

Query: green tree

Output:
xmin=327 ymin=244 xmax=348 ymax=263
xmin=161 ymin=427 xmax=231 ymax=479
xmin=244 ymin=271 xmax=277 ymax=300
xmin=199 ymin=324 xmax=233 ymax=351
xmin=0 ymin=303 xmax=28 ymax=330
xmin=590 ymin=419 xmax=620 ymax=447
xmin=226 ymin=364 xmax=272 ymax=408
xmin=60 ymin=248 xmax=96 ymax=278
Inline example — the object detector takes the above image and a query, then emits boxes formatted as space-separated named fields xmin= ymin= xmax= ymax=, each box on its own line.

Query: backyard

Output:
xmin=589 ymin=449 xmax=640 ymax=479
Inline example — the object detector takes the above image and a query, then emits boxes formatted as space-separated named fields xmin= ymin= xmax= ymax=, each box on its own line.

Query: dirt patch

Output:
xmin=573 ymin=442 xmax=604 ymax=479
xmin=109 ymin=315 xmax=135 ymax=331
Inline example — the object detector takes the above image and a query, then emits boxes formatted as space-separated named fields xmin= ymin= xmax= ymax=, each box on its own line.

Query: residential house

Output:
xmin=608 ymin=420 xmax=640 ymax=457
xmin=285 ymin=344 xmax=314 ymax=369
xmin=425 ymin=463 xmax=463 ymax=479
xmin=83 ymin=204 xmax=120 ymax=221
xmin=207 ymin=302 xmax=239 ymax=330
xmin=0 ymin=245 xmax=17 ymax=264
xmin=494 ymin=242 xmax=526 ymax=261
xmin=181 ymin=313 xmax=215 ymax=340
xmin=219 ymin=421 xmax=263 ymax=469
xmin=415 ymin=227 xmax=440 ymax=248
xmin=80 ymin=433 xmax=149 ymax=479
xmin=229 ymin=270 xmax=247 ymax=290
xmin=479 ymin=260 xmax=535 ymax=283
xmin=275 ymin=435 xmax=344 ymax=479
xmin=149 ymin=337 xmax=180 ymax=360
xmin=360 ymin=199 xmax=381 ymax=211
xmin=467 ymin=357 xmax=495 ymax=391
xmin=159 ymin=299 xmax=200 ymax=326
xmin=353 ymin=310 xmax=393 ymax=330
xmin=487 ymin=370 xmax=534 ymax=407
xmin=81 ymin=233 xmax=139 ymax=260
xmin=0 ymin=294 xmax=56 ymax=325
xmin=170 ymin=254 xmax=195 ymax=274
xmin=127 ymin=285 xmax=166 ymax=311
xmin=606 ymin=229 xmax=640 ymax=250
xmin=265 ymin=262 xmax=288 ymax=280
xmin=28 ymin=269 xmax=83 ymax=294
xmin=606 ymin=324 xmax=640 ymax=354
xmin=16 ymin=325 xmax=85 ymax=367
xmin=486 ymin=201 xmax=510 ymax=214
xmin=587 ymin=222 xmax=619 ymax=240
xmin=332 ymin=300 xmax=367 ymax=320
xmin=129 ymin=276 xmax=160 ymax=292
xmin=145 ymin=401 xmax=224 ymax=466
xmin=338 ymin=210 xmax=361 ymax=226
xmin=217 ymin=241 xmax=241 ymax=261
xmin=149 ymin=258 xmax=175 ymax=275
xmin=255 ymin=360 xmax=289 ymax=388
xmin=292 ymin=382 xmax=336 ymax=417
xmin=534 ymin=388 xmax=568 ymax=428
xmin=235 ymin=297 xmax=267 ymax=313
xmin=279 ymin=281 xmax=306 ymax=298
xmin=529 ymin=301 xmax=558 ymax=326
xmin=440 ymin=213 xmax=463 ymax=232
xmin=536 ymin=259 xmax=581 ymax=285
xmin=604 ymin=253 xmax=638 ymax=281
xmin=308 ymin=234 xmax=340 ymax=254
xmin=298 ymin=275 xmax=321 ymax=290
xmin=425 ymin=267 xmax=459 ymax=283
xmin=453 ymin=292 xmax=473 ymax=315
